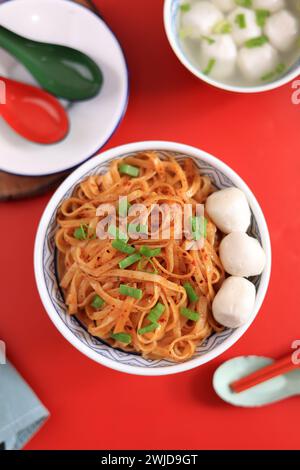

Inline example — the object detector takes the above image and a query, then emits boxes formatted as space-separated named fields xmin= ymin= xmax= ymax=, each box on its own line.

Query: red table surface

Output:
xmin=1 ymin=0 xmax=300 ymax=451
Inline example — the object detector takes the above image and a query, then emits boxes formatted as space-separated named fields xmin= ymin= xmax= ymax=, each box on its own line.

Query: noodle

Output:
xmin=55 ymin=152 xmax=225 ymax=362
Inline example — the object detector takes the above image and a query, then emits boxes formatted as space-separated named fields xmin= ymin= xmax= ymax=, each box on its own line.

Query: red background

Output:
xmin=1 ymin=0 xmax=300 ymax=450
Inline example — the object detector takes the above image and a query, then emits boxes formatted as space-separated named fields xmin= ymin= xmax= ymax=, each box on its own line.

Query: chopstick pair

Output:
xmin=230 ymin=352 xmax=299 ymax=394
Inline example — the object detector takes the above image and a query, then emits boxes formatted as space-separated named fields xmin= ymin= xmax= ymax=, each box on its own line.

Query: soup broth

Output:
xmin=178 ymin=0 xmax=300 ymax=86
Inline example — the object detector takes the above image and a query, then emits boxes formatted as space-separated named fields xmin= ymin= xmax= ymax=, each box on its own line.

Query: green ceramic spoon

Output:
xmin=213 ymin=356 xmax=300 ymax=407
xmin=0 ymin=25 xmax=103 ymax=101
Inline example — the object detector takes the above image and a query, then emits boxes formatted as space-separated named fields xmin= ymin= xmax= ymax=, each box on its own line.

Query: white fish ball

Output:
xmin=212 ymin=276 xmax=256 ymax=328
xmin=200 ymin=34 xmax=237 ymax=79
xmin=253 ymin=0 xmax=285 ymax=13
xmin=211 ymin=0 xmax=235 ymax=13
xmin=228 ymin=7 xmax=262 ymax=47
xmin=219 ymin=232 xmax=266 ymax=277
xmin=205 ymin=187 xmax=251 ymax=234
xmin=237 ymin=43 xmax=279 ymax=81
xmin=181 ymin=1 xmax=224 ymax=38
xmin=264 ymin=10 xmax=298 ymax=52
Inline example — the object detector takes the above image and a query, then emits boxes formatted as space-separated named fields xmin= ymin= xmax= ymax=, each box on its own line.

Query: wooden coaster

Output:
xmin=0 ymin=0 xmax=99 ymax=201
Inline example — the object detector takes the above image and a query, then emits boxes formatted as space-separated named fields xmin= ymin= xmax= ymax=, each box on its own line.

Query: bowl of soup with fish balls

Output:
xmin=34 ymin=141 xmax=271 ymax=375
xmin=164 ymin=0 xmax=300 ymax=92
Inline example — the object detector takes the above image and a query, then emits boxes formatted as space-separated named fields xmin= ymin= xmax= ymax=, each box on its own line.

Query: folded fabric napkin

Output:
xmin=0 ymin=361 xmax=49 ymax=450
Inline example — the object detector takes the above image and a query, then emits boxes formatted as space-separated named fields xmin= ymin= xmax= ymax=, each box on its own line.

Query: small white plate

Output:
xmin=0 ymin=0 xmax=129 ymax=176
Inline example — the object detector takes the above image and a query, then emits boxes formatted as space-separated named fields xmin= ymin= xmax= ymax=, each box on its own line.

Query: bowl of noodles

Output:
xmin=34 ymin=141 xmax=271 ymax=376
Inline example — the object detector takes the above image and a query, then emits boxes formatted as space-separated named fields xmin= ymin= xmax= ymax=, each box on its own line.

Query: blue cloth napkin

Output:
xmin=0 ymin=361 xmax=49 ymax=450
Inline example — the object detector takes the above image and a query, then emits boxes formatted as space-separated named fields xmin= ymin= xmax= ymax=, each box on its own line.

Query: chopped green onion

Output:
xmin=213 ymin=20 xmax=231 ymax=34
xmin=276 ymin=63 xmax=285 ymax=74
xmin=74 ymin=224 xmax=88 ymax=240
xmin=118 ymin=198 xmax=131 ymax=217
xmin=183 ymin=282 xmax=199 ymax=303
xmin=119 ymin=253 xmax=142 ymax=269
xmin=180 ymin=3 xmax=190 ymax=12
xmin=119 ymin=164 xmax=140 ymax=177
xmin=179 ymin=28 xmax=188 ymax=39
xmin=191 ymin=216 xmax=207 ymax=240
xmin=138 ymin=323 xmax=159 ymax=335
xmin=261 ymin=63 xmax=285 ymax=81
xmin=108 ymin=224 xmax=128 ymax=242
xmin=202 ymin=35 xmax=215 ymax=44
xmin=255 ymin=9 xmax=270 ymax=27
xmin=119 ymin=284 xmax=143 ymax=299
xmin=111 ymin=332 xmax=132 ymax=344
xmin=180 ymin=307 xmax=199 ymax=321
xmin=139 ymin=246 xmax=161 ymax=257
xmin=235 ymin=0 xmax=252 ymax=7
xmin=91 ymin=294 xmax=105 ymax=309
xmin=203 ymin=58 xmax=216 ymax=75
xmin=128 ymin=223 xmax=147 ymax=234
xmin=112 ymin=239 xmax=135 ymax=254
xmin=245 ymin=35 xmax=268 ymax=48
xmin=235 ymin=13 xmax=246 ymax=29
xmin=147 ymin=302 xmax=165 ymax=323
xmin=261 ymin=71 xmax=275 ymax=81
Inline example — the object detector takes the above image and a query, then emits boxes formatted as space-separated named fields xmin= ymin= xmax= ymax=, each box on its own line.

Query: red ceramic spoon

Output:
xmin=0 ymin=76 xmax=69 ymax=144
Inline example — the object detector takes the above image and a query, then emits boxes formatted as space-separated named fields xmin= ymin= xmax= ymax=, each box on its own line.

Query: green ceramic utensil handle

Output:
xmin=0 ymin=25 xmax=103 ymax=101
xmin=0 ymin=25 xmax=27 ymax=59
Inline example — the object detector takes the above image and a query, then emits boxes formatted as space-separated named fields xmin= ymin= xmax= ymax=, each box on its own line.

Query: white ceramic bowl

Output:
xmin=163 ymin=0 xmax=300 ymax=94
xmin=34 ymin=141 xmax=271 ymax=376
xmin=0 ymin=0 xmax=128 ymax=175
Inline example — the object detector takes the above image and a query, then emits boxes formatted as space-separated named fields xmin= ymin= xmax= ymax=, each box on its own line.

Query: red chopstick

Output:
xmin=230 ymin=353 xmax=299 ymax=394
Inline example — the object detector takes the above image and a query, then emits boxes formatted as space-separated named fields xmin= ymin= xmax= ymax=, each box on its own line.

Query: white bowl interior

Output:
xmin=164 ymin=0 xmax=300 ymax=93
xmin=0 ymin=0 xmax=128 ymax=175
xmin=35 ymin=142 xmax=271 ymax=375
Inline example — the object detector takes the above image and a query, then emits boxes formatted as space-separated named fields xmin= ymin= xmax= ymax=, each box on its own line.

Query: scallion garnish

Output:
xmin=213 ymin=20 xmax=231 ymax=34
xmin=203 ymin=58 xmax=216 ymax=75
xmin=119 ymin=253 xmax=141 ymax=269
xmin=139 ymin=246 xmax=161 ymax=257
xmin=119 ymin=163 xmax=140 ymax=177
xmin=183 ymin=282 xmax=199 ymax=303
xmin=276 ymin=63 xmax=285 ymax=74
xmin=111 ymin=332 xmax=132 ymax=344
xmin=119 ymin=284 xmax=143 ymax=299
xmin=255 ymin=9 xmax=270 ymax=27
xmin=147 ymin=302 xmax=165 ymax=323
xmin=74 ymin=224 xmax=88 ymax=240
xmin=235 ymin=0 xmax=252 ymax=7
xmin=180 ymin=307 xmax=200 ymax=321
xmin=128 ymin=223 xmax=147 ymax=234
xmin=179 ymin=29 xmax=189 ymax=39
xmin=202 ymin=35 xmax=215 ymax=44
xmin=261 ymin=63 xmax=285 ymax=81
xmin=112 ymin=239 xmax=135 ymax=254
xmin=235 ymin=13 xmax=246 ymax=29
xmin=118 ymin=198 xmax=131 ymax=217
xmin=91 ymin=294 xmax=105 ymax=309
xmin=138 ymin=323 xmax=159 ymax=335
xmin=261 ymin=70 xmax=275 ymax=81
xmin=108 ymin=224 xmax=128 ymax=242
xmin=180 ymin=3 xmax=190 ymax=12
xmin=245 ymin=35 xmax=268 ymax=48
xmin=191 ymin=216 xmax=207 ymax=240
